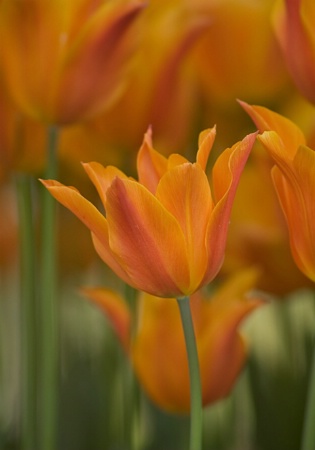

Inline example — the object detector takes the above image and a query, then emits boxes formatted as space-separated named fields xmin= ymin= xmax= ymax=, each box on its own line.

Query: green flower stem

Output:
xmin=177 ymin=296 xmax=203 ymax=450
xmin=39 ymin=126 xmax=59 ymax=450
xmin=16 ymin=175 xmax=37 ymax=450
xmin=301 ymin=337 xmax=315 ymax=450
xmin=125 ymin=284 xmax=142 ymax=450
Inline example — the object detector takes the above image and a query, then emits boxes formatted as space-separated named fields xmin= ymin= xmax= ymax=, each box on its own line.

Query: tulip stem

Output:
xmin=301 ymin=336 xmax=315 ymax=450
xmin=125 ymin=284 xmax=142 ymax=450
xmin=177 ymin=296 xmax=202 ymax=450
xmin=39 ymin=126 xmax=59 ymax=450
xmin=16 ymin=175 xmax=37 ymax=450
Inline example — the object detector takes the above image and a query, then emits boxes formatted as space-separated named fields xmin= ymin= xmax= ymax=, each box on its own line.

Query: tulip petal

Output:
xmin=132 ymin=293 xmax=191 ymax=412
xmin=293 ymin=145 xmax=315 ymax=224
xmin=90 ymin=233 xmax=135 ymax=287
xmin=258 ymin=130 xmax=313 ymax=210
xmin=196 ymin=126 xmax=216 ymax=170
xmin=82 ymin=161 xmax=128 ymax=209
xmin=258 ymin=130 xmax=314 ymax=220
xmin=258 ymin=129 xmax=294 ymax=170
xmin=0 ymin=0 xmax=61 ymax=120
xmin=199 ymin=299 xmax=262 ymax=403
xmin=156 ymin=163 xmax=212 ymax=292
xmin=202 ymin=132 xmax=256 ymax=285
xmin=167 ymin=153 xmax=189 ymax=168
xmin=40 ymin=179 xmax=133 ymax=285
xmin=105 ymin=178 xmax=190 ymax=297
xmin=270 ymin=146 xmax=315 ymax=281
xmin=55 ymin=2 xmax=145 ymax=122
xmin=239 ymin=100 xmax=306 ymax=156
xmin=198 ymin=269 xmax=264 ymax=403
xmin=40 ymin=179 xmax=108 ymax=242
xmin=273 ymin=0 xmax=315 ymax=104
xmin=137 ymin=128 xmax=168 ymax=194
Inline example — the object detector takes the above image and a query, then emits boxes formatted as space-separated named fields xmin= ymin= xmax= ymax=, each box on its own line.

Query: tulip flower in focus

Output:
xmin=242 ymin=101 xmax=315 ymax=282
xmin=0 ymin=0 xmax=144 ymax=124
xmin=41 ymin=127 xmax=256 ymax=298
xmin=82 ymin=269 xmax=263 ymax=413
xmin=273 ymin=0 xmax=315 ymax=104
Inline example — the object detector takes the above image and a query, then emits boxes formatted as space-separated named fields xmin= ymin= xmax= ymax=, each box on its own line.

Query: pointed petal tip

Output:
xmin=237 ymin=99 xmax=255 ymax=117
xmin=237 ymin=98 xmax=249 ymax=108
xmin=39 ymin=178 xmax=61 ymax=188
xmin=144 ymin=125 xmax=153 ymax=144
xmin=81 ymin=160 xmax=101 ymax=173
xmin=39 ymin=178 xmax=80 ymax=194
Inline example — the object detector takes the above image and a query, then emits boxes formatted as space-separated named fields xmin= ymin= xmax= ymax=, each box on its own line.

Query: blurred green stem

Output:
xmin=16 ymin=175 xmax=37 ymax=450
xmin=177 ymin=296 xmax=202 ymax=450
xmin=301 ymin=336 xmax=315 ymax=450
xmin=39 ymin=126 xmax=59 ymax=450
xmin=125 ymin=284 xmax=141 ymax=450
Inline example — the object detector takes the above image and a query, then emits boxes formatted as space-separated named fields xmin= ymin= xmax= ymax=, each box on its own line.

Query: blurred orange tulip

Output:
xmin=190 ymin=0 xmax=290 ymax=106
xmin=74 ymin=0 xmax=208 ymax=155
xmin=222 ymin=139 xmax=312 ymax=295
xmin=242 ymin=101 xmax=315 ymax=282
xmin=0 ymin=0 xmax=144 ymax=124
xmin=41 ymin=127 xmax=256 ymax=297
xmin=273 ymin=0 xmax=315 ymax=104
xmin=82 ymin=269 xmax=263 ymax=413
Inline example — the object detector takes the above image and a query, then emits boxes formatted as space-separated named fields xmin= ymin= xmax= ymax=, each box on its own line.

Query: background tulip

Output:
xmin=273 ymin=0 xmax=315 ymax=104
xmin=82 ymin=269 xmax=263 ymax=413
xmin=222 ymin=141 xmax=313 ymax=295
xmin=242 ymin=102 xmax=315 ymax=282
xmin=0 ymin=0 xmax=144 ymax=124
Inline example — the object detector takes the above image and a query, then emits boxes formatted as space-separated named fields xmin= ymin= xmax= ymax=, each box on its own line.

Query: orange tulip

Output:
xmin=71 ymin=0 xmax=208 ymax=155
xmin=190 ymin=0 xmax=290 ymax=105
xmin=0 ymin=0 xmax=144 ymax=124
xmin=222 ymin=144 xmax=313 ymax=295
xmin=41 ymin=127 xmax=256 ymax=297
xmin=57 ymin=13 xmax=207 ymax=171
xmin=82 ymin=269 xmax=263 ymax=413
xmin=241 ymin=101 xmax=315 ymax=282
xmin=273 ymin=0 xmax=315 ymax=104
